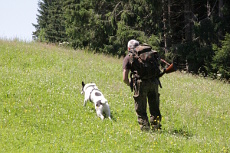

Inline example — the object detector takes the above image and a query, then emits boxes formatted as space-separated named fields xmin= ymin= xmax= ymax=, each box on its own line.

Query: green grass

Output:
xmin=0 ymin=39 xmax=229 ymax=152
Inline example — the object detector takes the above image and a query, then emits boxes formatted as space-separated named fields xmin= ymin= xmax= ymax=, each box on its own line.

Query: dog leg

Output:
xmin=96 ymin=109 xmax=104 ymax=120
xmin=97 ymin=113 xmax=104 ymax=120
xmin=106 ymin=110 xmax=111 ymax=120
xmin=99 ymin=114 xmax=104 ymax=120
xmin=83 ymin=99 xmax=87 ymax=106
xmin=105 ymin=104 xmax=111 ymax=120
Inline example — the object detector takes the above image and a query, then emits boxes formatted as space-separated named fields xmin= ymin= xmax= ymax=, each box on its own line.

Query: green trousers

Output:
xmin=133 ymin=78 xmax=161 ymax=129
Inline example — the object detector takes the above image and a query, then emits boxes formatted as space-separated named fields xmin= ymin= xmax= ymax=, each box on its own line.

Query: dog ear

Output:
xmin=82 ymin=81 xmax=85 ymax=87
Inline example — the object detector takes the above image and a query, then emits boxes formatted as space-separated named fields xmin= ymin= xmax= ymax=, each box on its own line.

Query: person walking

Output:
xmin=122 ymin=39 xmax=162 ymax=131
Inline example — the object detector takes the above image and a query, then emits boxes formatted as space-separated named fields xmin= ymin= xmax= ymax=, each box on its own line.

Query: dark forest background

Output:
xmin=32 ymin=0 xmax=230 ymax=81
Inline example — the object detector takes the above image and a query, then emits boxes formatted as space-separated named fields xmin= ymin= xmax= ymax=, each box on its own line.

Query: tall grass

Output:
xmin=0 ymin=39 xmax=229 ymax=152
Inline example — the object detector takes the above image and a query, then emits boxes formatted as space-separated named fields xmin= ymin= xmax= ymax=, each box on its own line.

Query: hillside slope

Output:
xmin=0 ymin=40 xmax=229 ymax=152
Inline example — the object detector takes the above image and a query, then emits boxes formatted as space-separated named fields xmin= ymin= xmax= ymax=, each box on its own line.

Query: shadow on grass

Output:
xmin=109 ymin=112 xmax=117 ymax=122
xmin=152 ymin=128 xmax=193 ymax=139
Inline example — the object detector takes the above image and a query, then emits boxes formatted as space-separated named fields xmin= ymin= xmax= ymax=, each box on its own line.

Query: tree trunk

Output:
xmin=184 ymin=0 xmax=193 ymax=42
xmin=162 ymin=0 xmax=171 ymax=54
xmin=167 ymin=0 xmax=171 ymax=49
xmin=207 ymin=0 xmax=211 ymax=17
xmin=218 ymin=0 xmax=223 ymax=18
xmin=218 ymin=0 xmax=223 ymax=42
xmin=162 ymin=0 xmax=167 ymax=54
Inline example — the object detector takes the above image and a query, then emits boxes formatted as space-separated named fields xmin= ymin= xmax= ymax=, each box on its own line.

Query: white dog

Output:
xmin=81 ymin=81 xmax=111 ymax=120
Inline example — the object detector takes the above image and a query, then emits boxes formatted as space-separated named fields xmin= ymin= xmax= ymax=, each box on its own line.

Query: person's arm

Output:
xmin=123 ymin=68 xmax=130 ymax=86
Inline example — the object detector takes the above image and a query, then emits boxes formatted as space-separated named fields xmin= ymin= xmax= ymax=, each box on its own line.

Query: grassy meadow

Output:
xmin=0 ymin=39 xmax=229 ymax=152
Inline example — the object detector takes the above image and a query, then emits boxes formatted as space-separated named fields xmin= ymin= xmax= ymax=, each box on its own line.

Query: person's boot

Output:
xmin=140 ymin=124 xmax=150 ymax=131
xmin=151 ymin=116 xmax=161 ymax=131
xmin=139 ymin=120 xmax=150 ymax=131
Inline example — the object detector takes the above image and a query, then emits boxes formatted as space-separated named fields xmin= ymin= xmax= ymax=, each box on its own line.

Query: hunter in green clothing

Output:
xmin=123 ymin=39 xmax=162 ymax=131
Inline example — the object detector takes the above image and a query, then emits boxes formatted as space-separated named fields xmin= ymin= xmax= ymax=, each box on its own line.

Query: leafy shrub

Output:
xmin=212 ymin=33 xmax=230 ymax=81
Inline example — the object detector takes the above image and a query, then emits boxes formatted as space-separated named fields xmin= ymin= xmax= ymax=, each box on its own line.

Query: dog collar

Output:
xmin=84 ymin=84 xmax=96 ymax=91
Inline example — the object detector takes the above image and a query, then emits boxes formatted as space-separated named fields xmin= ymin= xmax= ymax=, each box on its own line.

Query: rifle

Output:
xmin=129 ymin=59 xmax=176 ymax=91
xmin=159 ymin=59 xmax=177 ymax=77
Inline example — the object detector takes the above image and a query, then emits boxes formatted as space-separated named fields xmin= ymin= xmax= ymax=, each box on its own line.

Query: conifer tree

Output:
xmin=33 ymin=0 xmax=67 ymax=43
xmin=32 ymin=0 xmax=50 ymax=41
xmin=32 ymin=0 xmax=230 ymax=80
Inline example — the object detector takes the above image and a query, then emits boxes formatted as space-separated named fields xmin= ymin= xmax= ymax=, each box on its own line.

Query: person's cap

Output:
xmin=127 ymin=39 xmax=139 ymax=50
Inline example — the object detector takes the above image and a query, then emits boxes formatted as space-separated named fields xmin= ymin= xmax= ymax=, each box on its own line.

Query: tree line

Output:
xmin=33 ymin=0 xmax=230 ymax=81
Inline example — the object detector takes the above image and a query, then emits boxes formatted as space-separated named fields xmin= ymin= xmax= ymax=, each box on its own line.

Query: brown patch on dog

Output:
xmin=95 ymin=92 xmax=101 ymax=96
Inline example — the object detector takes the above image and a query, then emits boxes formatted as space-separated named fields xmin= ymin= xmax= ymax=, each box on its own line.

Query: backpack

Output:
xmin=128 ymin=44 xmax=161 ymax=80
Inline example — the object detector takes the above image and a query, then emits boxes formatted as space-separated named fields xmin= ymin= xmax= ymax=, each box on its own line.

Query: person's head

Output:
xmin=127 ymin=39 xmax=139 ymax=51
